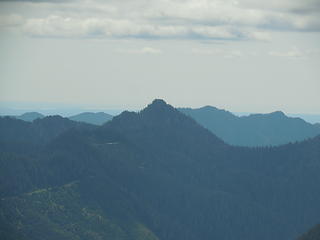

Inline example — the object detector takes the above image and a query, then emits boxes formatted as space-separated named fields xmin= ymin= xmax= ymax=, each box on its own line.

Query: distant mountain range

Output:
xmin=68 ymin=112 xmax=113 ymax=125
xmin=0 ymin=99 xmax=319 ymax=240
xmin=15 ymin=112 xmax=45 ymax=122
xmin=7 ymin=107 xmax=320 ymax=147
xmin=8 ymin=111 xmax=113 ymax=126
xmin=179 ymin=106 xmax=320 ymax=146
xmin=287 ymin=114 xmax=320 ymax=124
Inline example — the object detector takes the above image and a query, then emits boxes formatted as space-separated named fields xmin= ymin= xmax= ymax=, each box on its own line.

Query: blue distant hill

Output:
xmin=179 ymin=106 xmax=320 ymax=147
xmin=15 ymin=112 xmax=45 ymax=122
xmin=68 ymin=112 xmax=113 ymax=125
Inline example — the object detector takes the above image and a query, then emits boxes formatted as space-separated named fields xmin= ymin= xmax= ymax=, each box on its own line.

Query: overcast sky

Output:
xmin=0 ymin=0 xmax=319 ymax=114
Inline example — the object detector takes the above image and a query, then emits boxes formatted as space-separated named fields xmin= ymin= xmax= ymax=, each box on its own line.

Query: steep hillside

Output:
xmin=0 ymin=100 xmax=319 ymax=240
xmin=0 ymin=181 xmax=159 ymax=240
xmin=0 ymin=115 xmax=95 ymax=146
xmin=298 ymin=224 xmax=320 ymax=240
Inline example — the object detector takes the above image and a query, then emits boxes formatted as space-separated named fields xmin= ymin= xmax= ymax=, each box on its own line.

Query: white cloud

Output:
xmin=191 ymin=47 xmax=244 ymax=58
xmin=19 ymin=15 xmax=267 ymax=40
xmin=118 ymin=47 xmax=162 ymax=55
xmin=268 ymin=47 xmax=306 ymax=58
xmin=0 ymin=0 xmax=319 ymax=40
xmin=140 ymin=47 xmax=162 ymax=54
xmin=191 ymin=48 xmax=224 ymax=55
xmin=238 ymin=0 xmax=320 ymax=13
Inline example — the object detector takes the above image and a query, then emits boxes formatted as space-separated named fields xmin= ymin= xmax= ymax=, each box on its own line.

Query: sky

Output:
xmin=0 ymin=0 xmax=319 ymax=115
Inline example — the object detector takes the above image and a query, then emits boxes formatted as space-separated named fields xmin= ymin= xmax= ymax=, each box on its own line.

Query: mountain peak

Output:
xmin=201 ymin=105 xmax=219 ymax=111
xmin=68 ymin=112 xmax=113 ymax=125
xmin=269 ymin=111 xmax=286 ymax=118
xmin=150 ymin=99 xmax=168 ymax=107
xmin=110 ymin=99 xmax=182 ymax=128
xmin=142 ymin=99 xmax=173 ymax=114
xmin=16 ymin=112 xmax=45 ymax=122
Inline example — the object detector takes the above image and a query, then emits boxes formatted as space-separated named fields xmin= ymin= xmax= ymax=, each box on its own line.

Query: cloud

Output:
xmin=269 ymin=50 xmax=303 ymax=58
xmin=118 ymin=47 xmax=162 ymax=55
xmin=0 ymin=0 xmax=73 ymax=2
xmin=192 ymin=47 xmax=245 ymax=58
xmin=0 ymin=0 xmax=319 ymax=40
xmin=140 ymin=47 xmax=162 ymax=54
xmin=193 ymin=46 xmax=320 ymax=59
xmin=268 ymin=47 xmax=319 ymax=58
xmin=238 ymin=0 xmax=320 ymax=14
xmin=20 ymin=15 xmax=266 ymax=40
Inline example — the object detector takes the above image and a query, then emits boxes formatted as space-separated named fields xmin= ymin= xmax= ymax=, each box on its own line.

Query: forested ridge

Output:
xmin=179 ymin=106 xmax=320 ymax=146
xmin=298 ymin=224 xmax=320 ymax=240
xmin=1 ymin=99 xmax=319 ymax=240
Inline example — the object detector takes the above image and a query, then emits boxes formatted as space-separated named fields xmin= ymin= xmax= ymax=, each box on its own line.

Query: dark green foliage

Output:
xmin=0 ymin=99 xmax=320 ymax=240
xmin=0 ymin=181 xmax=159 ymax=240
xmin=69 ymin=112 xmax=113 ymax=125
xmin=179 ymin=106 xmax=320 ymax=146
xmin=298 ymin=224 xmax=320 ymax=240
xmin=0 ymin=115 xmax=96 ymax=146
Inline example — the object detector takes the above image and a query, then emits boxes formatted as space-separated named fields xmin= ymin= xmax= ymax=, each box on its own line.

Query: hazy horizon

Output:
xmin=1 ymin=99 xmax=320 ymax=124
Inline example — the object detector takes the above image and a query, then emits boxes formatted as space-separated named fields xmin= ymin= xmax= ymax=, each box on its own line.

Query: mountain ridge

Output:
xmin=69 ymin=112 xmax=113 ymax=125
xmin=179 ymin=106 xmax=320 ymax=146
xmin=298 ymin=224 xmax=320 ymax=240
xmin=0 ymin=99 xmax=319 ymax=240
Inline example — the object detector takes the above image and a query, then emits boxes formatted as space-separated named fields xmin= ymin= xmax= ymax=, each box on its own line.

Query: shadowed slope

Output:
xmin=0 ymin=100 xmax=320 ymax=240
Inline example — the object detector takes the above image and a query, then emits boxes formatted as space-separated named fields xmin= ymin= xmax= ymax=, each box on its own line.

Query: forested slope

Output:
xmin=1 ymin=100 xmax=319 ymax=240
